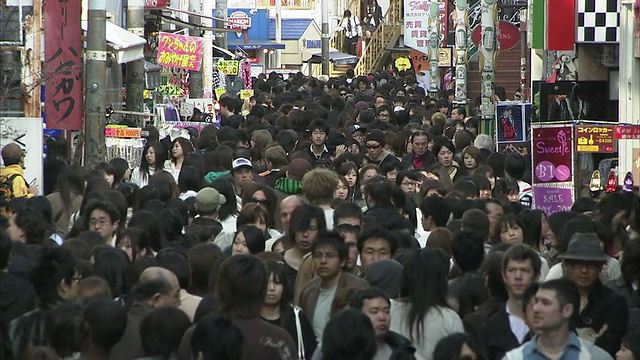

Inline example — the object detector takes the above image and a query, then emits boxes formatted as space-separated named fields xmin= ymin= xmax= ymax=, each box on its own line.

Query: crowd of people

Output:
xmin=0 ymin=68 xmax=639 ymax=360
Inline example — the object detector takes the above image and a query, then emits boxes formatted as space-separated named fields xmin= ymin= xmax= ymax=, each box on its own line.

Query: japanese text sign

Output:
xmin=105 ymin=126 xmax=142 ymax=138
xmin=533 ymin=186 xmax=574 ymax=215
xmin=44 ymin=0 xmax=83 ymax=130
xmin=614 ymin=125 xmax=640 ymax=139
xmin=532 ymin=126 xmax=572 ymax=183
xmin=157 ymin=32 xmax=204 ymax=71
xmin=240 ymin=89 xmax=254 ymax=99
xmin=404 ymin=0 xmax=430 ymax=54
xmin=218 ymin=60 xmax=240 ymax=75
xmin=575 ymin=125 xmax=614 ymax=153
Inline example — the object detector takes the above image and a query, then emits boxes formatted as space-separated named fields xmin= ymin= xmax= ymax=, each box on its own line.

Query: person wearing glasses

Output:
xmin=402 ymin=131 xmax=437 ymax=170
xmin=364 ymin=130 xmax=395 ymax=169
xmin=299 ymin=232 xmax=369 ymax=341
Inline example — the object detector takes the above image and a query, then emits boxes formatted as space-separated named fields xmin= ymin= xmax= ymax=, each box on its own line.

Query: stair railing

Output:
xmin=329 ymin=0 xmax=361 ymax=53
xmin=354 ymin=0 xmax=403 ymax=75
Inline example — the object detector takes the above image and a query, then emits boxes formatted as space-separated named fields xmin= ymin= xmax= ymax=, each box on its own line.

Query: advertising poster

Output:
xmin=531 ymin=124 xmax=575 ymax=214
xmin=403 ymin=0 xmax=430 ymax=54
xmin=496 ymin=103 xmax=532 ymax=154
xmin=157 ymin=32 xmax=204 ymax=71
xmin=533 ymin=185 xmax=575 ymax=215
xmin=0 ymin=118 xmax=44 ymax=191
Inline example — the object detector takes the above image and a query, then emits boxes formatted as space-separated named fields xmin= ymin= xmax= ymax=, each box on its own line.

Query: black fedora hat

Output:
xmin=558 ymin=233 xmax=608 ymax=263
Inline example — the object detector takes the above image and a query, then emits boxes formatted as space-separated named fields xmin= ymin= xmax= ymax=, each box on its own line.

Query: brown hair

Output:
xmin=302 ymin=168 xmax=339 ymax=206
xmin=426 ymin=228 xmax=454 ymax=257
xmin=461 ymin=146 xmax=484 ymax=170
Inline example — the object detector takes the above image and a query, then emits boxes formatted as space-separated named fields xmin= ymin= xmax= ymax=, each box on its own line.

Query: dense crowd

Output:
xmin=0 ymin=69 xmax=639 ymax=360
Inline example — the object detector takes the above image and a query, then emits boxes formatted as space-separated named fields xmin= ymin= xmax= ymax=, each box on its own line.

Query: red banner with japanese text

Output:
xmin=44 ymin=0 xmax=84 ymax=130
xmin=157 ymin=32 xmax=204 ymax=71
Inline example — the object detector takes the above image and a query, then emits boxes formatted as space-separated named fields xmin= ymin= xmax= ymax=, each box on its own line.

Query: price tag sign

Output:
xmin=105 ymin=127 xmax=142 ymax=138
xmin=575 ymin=125 xmax=614 ymax=153
xmin=533 ymin=186 xmax=574 ymax=215
xmin=240 ymin=89 xmax=254 ymax=99
xmin=218 ymin=60 xmax=239 ymax=75
xmin=215 ymin=88 xmax=227 ymax=99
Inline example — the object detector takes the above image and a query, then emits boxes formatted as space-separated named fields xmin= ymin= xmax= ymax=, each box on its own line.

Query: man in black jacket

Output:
xmin=184 ymin=187 xmax=225 ymax=243
xmin=479 ymin=244 xmax=541 ymax=360
xmin=560 ymin=233 xmax=628 ymax=356
xmin=351 ymin=287 xmax=416 ymax=359
xmin=401 ymin=130 xmax=436 ymax=170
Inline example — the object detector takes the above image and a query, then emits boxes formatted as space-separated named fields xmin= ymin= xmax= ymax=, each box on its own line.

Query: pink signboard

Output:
xmin=533 ymin=186 xmax=574 ymax=215
xmin=157 ymin=32 xmax=204 ymax=71
xmin=532 ymin=126 xmax=573 ymax=183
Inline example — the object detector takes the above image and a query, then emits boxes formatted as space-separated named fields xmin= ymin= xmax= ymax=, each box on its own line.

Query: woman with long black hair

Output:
xmin=131 ymin=142 xmax=166 ymax=188
xmin=260 ymin=259 xmax=317 ymax=358
xmin=46 ymin=165 xmax=86 ymax=234
xmin=390 ymin=248 xmax=464 ymax=360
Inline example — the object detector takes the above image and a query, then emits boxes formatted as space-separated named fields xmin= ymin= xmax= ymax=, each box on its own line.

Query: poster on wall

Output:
xmin=495 ymin=102 xmax=532 ymax=153
xmin=0 ymin=118 xmax=44 ymax=192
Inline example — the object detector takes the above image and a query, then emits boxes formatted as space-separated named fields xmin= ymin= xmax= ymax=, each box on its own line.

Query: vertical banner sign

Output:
xmin=438 ymin=0 xmax=449 ymax=46
xmin=532 ymin=125 xmax=575 ymax=214
xmin=44 ymin=0 xmax=83 ymax=130
xmin=453 ymin=0 xmax=468 ymax=104
xmin=157 ymin=32 xmax=205 ymax=71
xmin=404 ymin=0 xmax=430 ymax=55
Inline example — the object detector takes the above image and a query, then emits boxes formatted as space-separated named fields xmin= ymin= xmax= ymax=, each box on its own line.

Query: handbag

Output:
xmin=293 ymin=306 xmax=306 ymax=360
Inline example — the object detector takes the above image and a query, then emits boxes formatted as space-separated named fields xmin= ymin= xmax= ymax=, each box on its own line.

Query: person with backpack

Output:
xmin=1 ymin=142 xmax=37 ymax=201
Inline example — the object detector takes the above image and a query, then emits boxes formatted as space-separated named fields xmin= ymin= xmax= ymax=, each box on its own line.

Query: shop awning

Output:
xmin=227 ymin=39 xmax=285 ymax=50
xmin=81 ymin=21 xmax=147 ymax=64
xmin=305 ymin=50 xmax=358 ymax=65
xmin=269 ymin=18 xmax=315 ymax=40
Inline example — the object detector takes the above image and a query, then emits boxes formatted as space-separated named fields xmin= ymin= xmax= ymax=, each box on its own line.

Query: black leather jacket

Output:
xmin=386 ymin=330 xmax=417 ymax=360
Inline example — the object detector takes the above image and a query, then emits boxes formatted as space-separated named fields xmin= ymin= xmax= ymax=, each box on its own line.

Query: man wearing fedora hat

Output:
xmin=559 ymin=233 xmax=628 ymax=356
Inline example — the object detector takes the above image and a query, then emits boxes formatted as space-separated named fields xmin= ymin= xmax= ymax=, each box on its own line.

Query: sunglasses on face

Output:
xmin=251 ymin=198 xmax=269 ymax=205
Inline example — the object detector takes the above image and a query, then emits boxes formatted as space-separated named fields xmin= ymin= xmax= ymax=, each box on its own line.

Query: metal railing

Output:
xmin=354 ymin=0 xmax=403 ymax=75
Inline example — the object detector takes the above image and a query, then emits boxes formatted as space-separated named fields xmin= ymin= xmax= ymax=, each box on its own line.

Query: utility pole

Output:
xmin=216 ymin=0 xmax=228 ymax=50
xmin=321 ymin=0 xmax=329 ymax=75
xmin=189 ymin=0 xmax=203 ymax=98
xmin=126 ymin=0 xmax=145 ymax=114
xmin=275 ymin=0 xmax=282 ymax=68
xmin=84 ymin=0 xmax=107 ymax=167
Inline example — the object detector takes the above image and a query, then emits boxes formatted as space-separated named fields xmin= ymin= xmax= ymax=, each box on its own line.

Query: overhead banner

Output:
xmin=404 ymin=0 xmax=430 ymax=54
xmin=43 ymin=0 xmax=83 ymax=130
xmin=157 ymin=32 xmax=204 ymax=71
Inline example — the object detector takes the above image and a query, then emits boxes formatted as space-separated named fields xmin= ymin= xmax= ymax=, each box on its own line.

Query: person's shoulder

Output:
xmin=582 ymin=340 xmax=613 ymax=360
xmin=342 ymin=272 xmax=369 ymax=288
